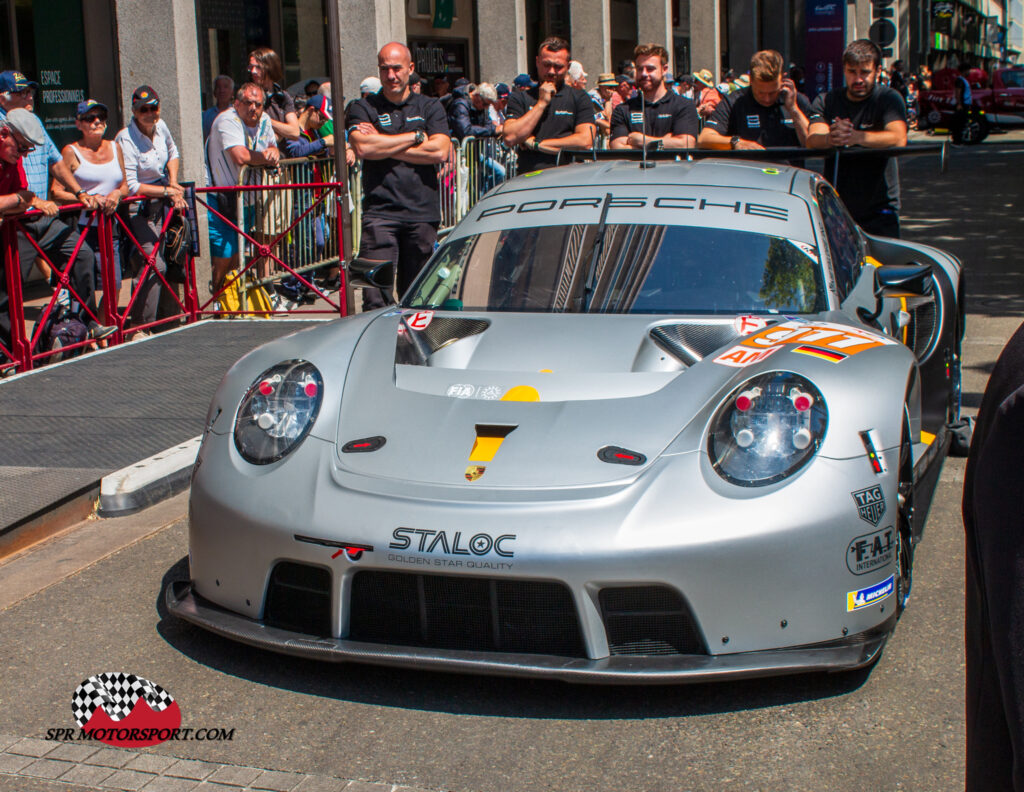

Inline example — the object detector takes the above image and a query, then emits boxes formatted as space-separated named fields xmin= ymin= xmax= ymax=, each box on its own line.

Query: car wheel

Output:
xmin=961 ymin=115 xmax=990 ymax=144
xmin=895 ymin=407 xmax=915 ymax=617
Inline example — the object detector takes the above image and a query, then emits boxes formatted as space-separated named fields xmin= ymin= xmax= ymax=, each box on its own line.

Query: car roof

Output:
xmin=491 ymin=159 xmax=806 ymax=197
xmin=455 ymin=159 xmax=820 ymax=244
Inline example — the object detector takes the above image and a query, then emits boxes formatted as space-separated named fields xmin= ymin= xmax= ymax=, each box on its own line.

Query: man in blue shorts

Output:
xmin=205 ymin=82 xmax=280 ymax=291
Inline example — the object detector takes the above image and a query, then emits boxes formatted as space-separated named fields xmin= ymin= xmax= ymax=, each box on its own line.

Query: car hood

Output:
xmin=333 ymin=311 xmax=751 ymax=488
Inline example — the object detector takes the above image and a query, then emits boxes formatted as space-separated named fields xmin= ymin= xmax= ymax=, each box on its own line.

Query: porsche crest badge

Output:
xmin=464 ymin=465 xmax=486 ymax=482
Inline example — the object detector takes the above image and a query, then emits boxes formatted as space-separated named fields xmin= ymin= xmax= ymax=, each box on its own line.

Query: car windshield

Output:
xmin=404 ymin=224 xmax=825 ymax=314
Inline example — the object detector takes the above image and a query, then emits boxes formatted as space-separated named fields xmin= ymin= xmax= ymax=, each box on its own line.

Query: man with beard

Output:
xmin=503 ymin=37 xmax=596 ymax=171
xmin=807 ymin=39 xmax=907 ymax=237
xmin=698 ymin=50 xmax=811 ymax=150
xmin=609 ymin=43 xmax=698 ymax=150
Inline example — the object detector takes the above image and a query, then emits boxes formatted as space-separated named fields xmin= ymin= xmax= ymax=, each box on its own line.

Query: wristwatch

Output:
xmin=413 ymin=130 xmax=426 ymax=145
xmin=730 ymin=136 xmax=741 ymax=150
xmin=75 ymin=189 xmax=86 ymax=198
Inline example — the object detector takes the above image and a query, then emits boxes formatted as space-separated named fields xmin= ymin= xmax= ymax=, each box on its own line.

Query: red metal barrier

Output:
xmin=0 ymin=176 xmax=348 ymax=376
xmin=193 ymin=179 xmax=348 ymax=319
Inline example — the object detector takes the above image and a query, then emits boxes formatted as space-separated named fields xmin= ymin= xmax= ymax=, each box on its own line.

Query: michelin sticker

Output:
xmin=847 ymin=574 xmax=895 ymax=611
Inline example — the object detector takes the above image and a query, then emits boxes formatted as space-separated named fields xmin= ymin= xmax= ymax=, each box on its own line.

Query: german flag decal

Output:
xmin=792 ymin=345 xmax=847 ymax=363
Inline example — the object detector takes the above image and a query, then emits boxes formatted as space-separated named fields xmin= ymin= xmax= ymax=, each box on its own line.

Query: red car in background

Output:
xmin=917 ymin=66 xmax=1024 ymax=143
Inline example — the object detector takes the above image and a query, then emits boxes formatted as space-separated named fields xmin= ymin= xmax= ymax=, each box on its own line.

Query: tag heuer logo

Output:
xmin=852 ymin=485 xmax=886 ymax=526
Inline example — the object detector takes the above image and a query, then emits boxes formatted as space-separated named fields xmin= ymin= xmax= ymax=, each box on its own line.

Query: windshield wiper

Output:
xmin=581 ymin=192 xmax=613 ymax=313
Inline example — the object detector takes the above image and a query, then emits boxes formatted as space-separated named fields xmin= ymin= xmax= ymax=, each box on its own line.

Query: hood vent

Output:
xmin=396 ymin=317 xmax=490 ymax=366
xmin=649 ymin=323 xmax=740 ymax=365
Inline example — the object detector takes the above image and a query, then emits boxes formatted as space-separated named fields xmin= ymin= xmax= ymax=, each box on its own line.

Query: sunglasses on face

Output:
xmin=80 ymin=114 xmax=106 ymax=124
xmin=1 ymin=127 xmax=34 ymax=153
xmin=137 ymin=105 xmax=159 ymax=114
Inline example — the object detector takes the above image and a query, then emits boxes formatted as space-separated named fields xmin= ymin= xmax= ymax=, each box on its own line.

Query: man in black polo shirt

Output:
xmin=609 ymin=43 xmax=698 ymax=150
xmin=698 ymin=50 xmax=811 ymax=150
xmin=347 ymin=42 xmax=451 ymax=310
xmin=502 ymin=37 xmax=596 ymax=171
xmin=807 ymin=39 xmax=907 ymax=238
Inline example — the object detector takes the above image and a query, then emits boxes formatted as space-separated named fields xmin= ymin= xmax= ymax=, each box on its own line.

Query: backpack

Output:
xmin=160 ymin=209 xmax=194 ymax=284
xmin=34 ymin=305 xmax=88 ymax=362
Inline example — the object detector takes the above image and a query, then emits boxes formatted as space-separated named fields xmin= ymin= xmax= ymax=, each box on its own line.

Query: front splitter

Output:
xmin=166 ymin=580 xmax=890 ymax=684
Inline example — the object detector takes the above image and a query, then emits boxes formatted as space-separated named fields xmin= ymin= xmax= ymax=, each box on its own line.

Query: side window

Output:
xmin=816 ymin=184 xmax=862 ymax=300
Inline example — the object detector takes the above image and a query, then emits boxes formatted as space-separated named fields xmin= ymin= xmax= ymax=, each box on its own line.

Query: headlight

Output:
xmin=708 ymin=371 xmax=827 ymax=487
xmin=234 ymin=361 xmax=323 ymax=465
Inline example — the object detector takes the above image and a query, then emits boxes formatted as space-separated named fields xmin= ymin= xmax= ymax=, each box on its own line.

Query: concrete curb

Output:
xmin=98 ymin=437 xmax=202 ymax=518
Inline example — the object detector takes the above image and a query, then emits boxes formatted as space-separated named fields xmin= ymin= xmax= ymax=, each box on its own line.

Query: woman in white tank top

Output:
xmin=51 ymin=100 xmax=128 ymax=317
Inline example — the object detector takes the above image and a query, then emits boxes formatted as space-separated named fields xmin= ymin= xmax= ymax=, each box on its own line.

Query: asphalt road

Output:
xmin=1 ymin=139 xmax=1022 ymax=792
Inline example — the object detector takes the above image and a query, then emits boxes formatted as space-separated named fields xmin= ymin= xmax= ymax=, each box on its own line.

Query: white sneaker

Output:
xmin=56 ymin=289 xmax=70 ymax=309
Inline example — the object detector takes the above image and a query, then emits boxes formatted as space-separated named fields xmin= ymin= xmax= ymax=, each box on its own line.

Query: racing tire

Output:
xmin=895 ymin=407 xmax=915 ymax=618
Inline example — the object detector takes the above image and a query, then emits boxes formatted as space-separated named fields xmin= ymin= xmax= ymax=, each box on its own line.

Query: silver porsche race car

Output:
xmin=168 ymin=157 xmax=964 ymax=683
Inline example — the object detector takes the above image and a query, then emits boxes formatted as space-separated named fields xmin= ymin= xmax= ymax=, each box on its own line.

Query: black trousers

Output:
xmin=963 ymin=320 xmax=1024 ymax=792
xmin=857 ymin=209 xmax=900 ymax=239
xmin=357 ymin=215 xmax=437 ymax=311
xmin=0 ymin=214 xmax=98 ymax=350
xmin=950 ymin=107 xmax=970 ymax=144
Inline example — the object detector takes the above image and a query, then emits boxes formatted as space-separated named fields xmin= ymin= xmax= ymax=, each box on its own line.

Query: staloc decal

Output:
xmin=475 ymin=195 xmax=790 ymax=222
xmin=389 ymin=527 xmax=516 ymax=558
xmin=846 ymin=526 xmax=895 ymax=575
xmin=852 ymin=485 xmax=886 ymax=526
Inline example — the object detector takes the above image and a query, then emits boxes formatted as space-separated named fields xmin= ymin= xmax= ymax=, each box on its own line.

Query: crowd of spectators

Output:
xmin=1 ymin=34 xmax=919 ymax=366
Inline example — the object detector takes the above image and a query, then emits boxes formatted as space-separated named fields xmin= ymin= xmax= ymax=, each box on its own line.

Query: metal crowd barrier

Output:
xmin=1 ymin=138 xmax=527 ymax=375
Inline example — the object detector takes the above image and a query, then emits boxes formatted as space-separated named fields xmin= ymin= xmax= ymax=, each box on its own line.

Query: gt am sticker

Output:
xmin=713 ymin=320 xmax=896 ymax=368
xmin=405 ymin=310 xmax=433 ymax=331
xmin=852 ymin=485 xmax=886 ymax=526
xmin=713 ymin=344 xmax=781 ymax=368
xmin=847 ymin=575 xmax=895 ymax=611
xmin=847 ymin=527 xmax=895 ymax=575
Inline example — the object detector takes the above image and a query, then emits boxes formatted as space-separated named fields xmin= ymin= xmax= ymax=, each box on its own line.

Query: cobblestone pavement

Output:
xmin=0 ymin=734 xmax=437 ymax=792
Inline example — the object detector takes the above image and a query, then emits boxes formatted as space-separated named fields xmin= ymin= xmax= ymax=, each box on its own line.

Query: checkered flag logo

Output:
xmin=72 ymin=673 xmax=175 ymax=727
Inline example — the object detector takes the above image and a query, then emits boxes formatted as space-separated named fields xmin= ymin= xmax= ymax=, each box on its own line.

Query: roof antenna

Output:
xmin=640 ymin=81 xmax=654 ymax=169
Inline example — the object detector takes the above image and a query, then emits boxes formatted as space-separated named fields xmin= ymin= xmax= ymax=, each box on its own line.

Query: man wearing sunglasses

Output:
xmin=0 ymin=105 xmax=115 ymax=353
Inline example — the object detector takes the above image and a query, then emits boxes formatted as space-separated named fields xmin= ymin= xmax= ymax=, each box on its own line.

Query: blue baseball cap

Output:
xmin=0 ymin=70 xmax=38 ymax=93
xmin=513 ymin=73 xmax=536 ymax=88
xmin=495 ymin=82 xmax=510 ymax=99
xmin=76 ymin=99 xmax=108 ymax=118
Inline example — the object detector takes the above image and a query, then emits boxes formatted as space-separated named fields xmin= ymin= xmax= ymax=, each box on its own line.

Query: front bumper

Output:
xmin=166 ymin=580 xmax=889 ymax=684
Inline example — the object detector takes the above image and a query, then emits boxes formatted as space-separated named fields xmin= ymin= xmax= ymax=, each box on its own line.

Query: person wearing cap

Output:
xmin=203 ymin=75 xmax=235 ymax=141
xmin=503 ymin=37 xmax=596 ymax=171
xmin=589 ymin=74 xmax=618 ymax=137
xmin=360 ymin=76 xmax=383 ymax=98
xmin=50 ymin=100 xmax=127 ymax=320
xmin=0 ymin=69 xmax=101 ymax=291
xmin=347 ymin=42 xmax=450 ymax=311
xmin=492 ymin=83 xmax=510 ymax=125
xmin=512 ymin=74 xmax=536 ymax=92
xmin=115 ymin=85 xmax=188 ymax=329
xmin=610 ymin=74 xmax=634 ymax=111
xmin=699 ymin=50 xmax=811 ymax=152
xmin=610 ymin=43 xmax=698 ymax=151
xmin=0 ymin=108 xmax=115 ymax=347
xmin=693 ymin=68 xmax=724 ymax=120
xmin=206 ymin=82 xmax=280 ymax=292
xmin=248 ymin=47 xmax=300 ymax=141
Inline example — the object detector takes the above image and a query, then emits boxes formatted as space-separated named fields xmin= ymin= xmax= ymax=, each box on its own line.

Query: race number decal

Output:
xmin=406 ymin=310 xmax=434 ymax=331
xmin=713 ymin=320 xmax=896 ymax=367
xmin=713 ymin=345 xmax=781 ymax=368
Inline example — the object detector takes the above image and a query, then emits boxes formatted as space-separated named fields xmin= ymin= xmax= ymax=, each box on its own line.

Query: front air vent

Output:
xmin=396 ymin=317 xmax=490 ymax=365
xmin=649 ymin=323 xmax=741 ymax=365
xmin=599 ymin=585 xmax=705 ymax=656
xmin=263 ymin=561 xmax=332 ymax=638
xmin=348 ymin=570 xmax=585 ymax=657
xmin=902 ymin=297 xmax=938 ymax=360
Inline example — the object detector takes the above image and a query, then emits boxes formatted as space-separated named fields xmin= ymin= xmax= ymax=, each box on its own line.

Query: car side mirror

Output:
xmin=874 ymin=263 xmax=933 ymax=298
xmin=348 ymin=257 xmax=395 ymax=290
